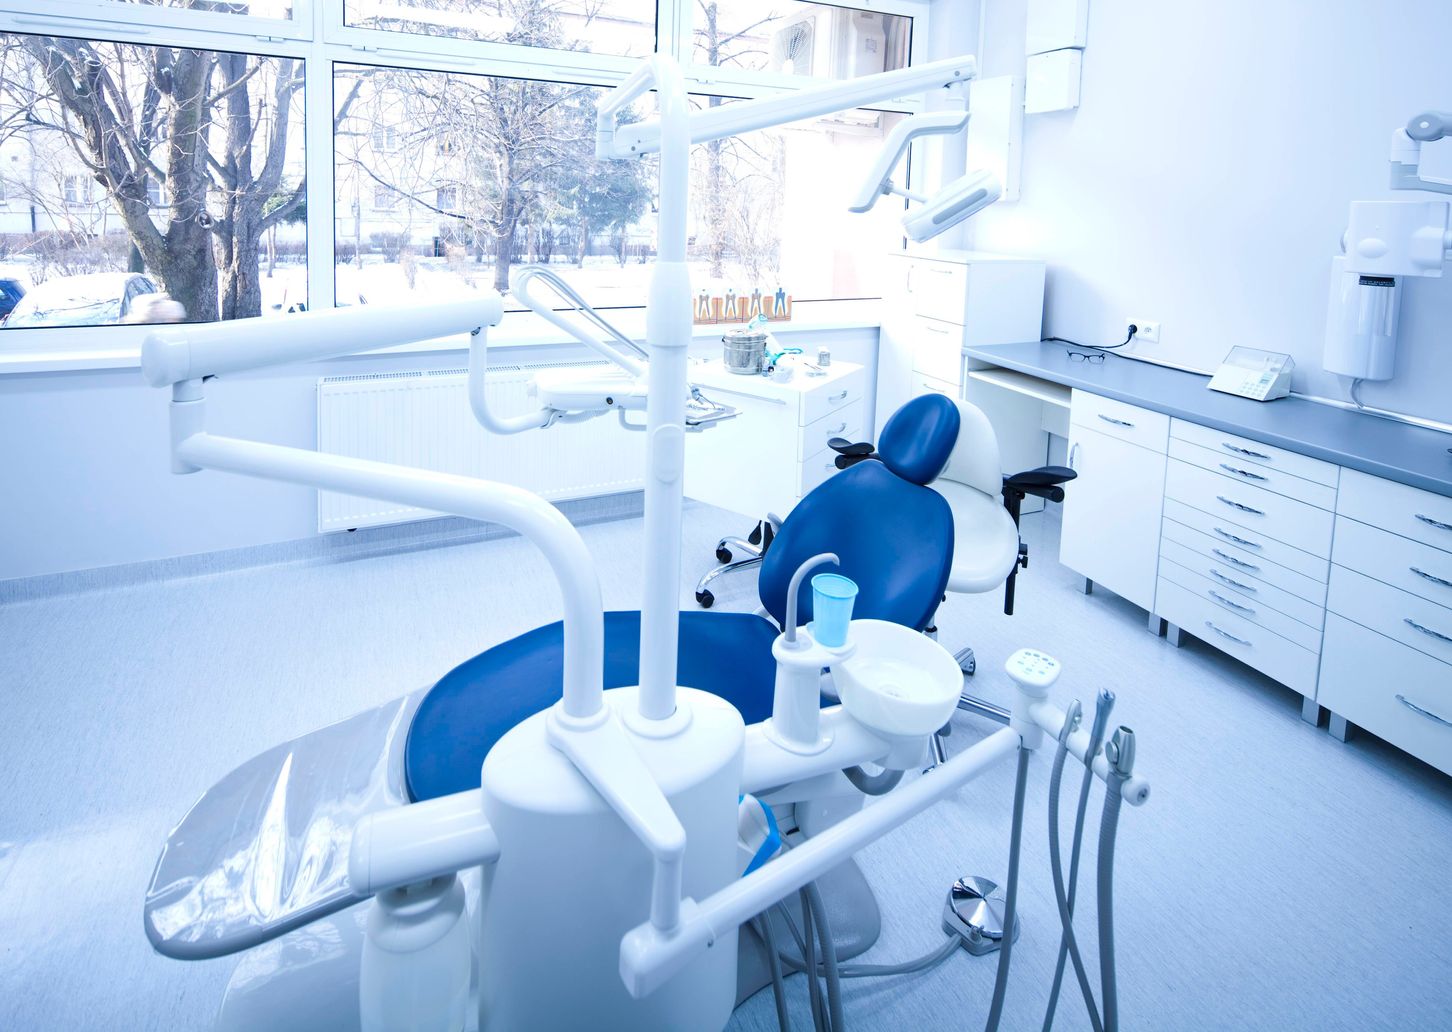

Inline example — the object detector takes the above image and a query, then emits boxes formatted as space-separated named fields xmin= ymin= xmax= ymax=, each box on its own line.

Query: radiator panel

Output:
xmin=316 ymin=364 xmax=645 ymax=532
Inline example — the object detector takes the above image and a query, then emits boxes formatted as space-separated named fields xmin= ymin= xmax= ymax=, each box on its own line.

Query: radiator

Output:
xmin=316 ymin=362 xmax=646 ymax=532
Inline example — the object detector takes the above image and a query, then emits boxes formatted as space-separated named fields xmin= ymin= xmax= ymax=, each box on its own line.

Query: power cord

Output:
xmin=1045 ymin=325 xmax=1138 ymax=351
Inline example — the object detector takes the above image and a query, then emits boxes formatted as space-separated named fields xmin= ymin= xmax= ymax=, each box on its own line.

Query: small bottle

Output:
xmin=817 ymin=347 xmax=831 ymax=368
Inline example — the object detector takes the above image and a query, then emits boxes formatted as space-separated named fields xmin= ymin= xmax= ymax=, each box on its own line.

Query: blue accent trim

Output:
xmin=741 ymin=795 xmax=782 ymax=876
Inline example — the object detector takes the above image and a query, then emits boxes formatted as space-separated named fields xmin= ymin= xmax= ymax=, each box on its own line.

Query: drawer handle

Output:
xmin=828 ymin=422 xmax=848 ymax=435
xmin=1396 ymin=694 xmax=1452 ymax=729
xmin=1069 ymin=442 xmax=1081 ymax=470
xmin=1212 ymin=526 xmax=1263 ymax=549
xmin=1211 ymin=548 xmax=1259 ymax=571
xmin=1415 ymin=513 xmax=1452 ymax=533
xmin=1404 ymin=617 xmax=1452 ymax=645
xmin=1209 ymin=568 xmax=1257 ymax=593
xmin=1222 ymin=443 xmax=1271 ymax=461
xmin=1216 ymin=495 xmax=1266 ymax=517
xmin=1208 ymin=589 xmax=1256 ymax=616
xmin=1410 ymin=566 xmax=1452 ymax=589
xmin=1203 ymin=620 xmax=1252 ymax=647
xmin=1098 ymin=414 xmax=1135 ymax=428
xmin=1219 ymin=463 xmax=1268 ymax=482
xmin=829 ymin=390 xmax=849 ymax=402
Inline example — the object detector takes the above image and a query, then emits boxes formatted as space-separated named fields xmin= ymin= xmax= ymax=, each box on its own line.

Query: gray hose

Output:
xmin=982 ymin=746 xmax=1031 ymax=1032
xmin=805 ymin=882 xmax=845 ymax=1032
xmin=756 ymin=915 xmax=792 ymax=1032
xmin=772 ymin=904 xmax=961 ymax=979
xmin=1044 ymin=734 xmax=1103 ymax=1032
xmin=799 ymin=889 xmax=825 ymax=1032
xmin=1100 ymin=757 xmax=1128 ymax=1031
xmin=841 ymin=764 xmax=905 ymax=796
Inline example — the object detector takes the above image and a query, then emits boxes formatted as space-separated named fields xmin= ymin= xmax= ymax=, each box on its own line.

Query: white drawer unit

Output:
xmin=1155 ymin=578 xmax=1319 ymax=696
xmin=1338 ymin=468 xmax=1452 ymax=553
xmin=1170 ymin=419 xmax=1340 ymax=488
xmin=1159 ymin=560 xmax=1322 ymax=653
xmin=1060 ymin=392 xmax=1168 ymax=614
xmin=1161 ymin=498 xmax=1331 ymax=585
xmin=1158 ymin=538 xmax=1325 ymax=630
xmin=1327 ymin=566 xmax=1452 ymax=667
xmin=1319 ymin=614 xmax=1452 ymax=777
xmin=1069 ymin=390 xmax=1170 ymax=453
xmin=911 ymin=316 xmax=965 ymax=385
xmin=1160 ymin=514 xmax=1328 ymax=606
xmin=684 ymin=359 xmax=865 ymax=520
xmin=1332 ymin=516 xmax=1452 ymax=608
xmin=1164 ymin=459 xmax=1335 ymax=559
xmin=1167 ymin=437 xmax=1338 ymax=511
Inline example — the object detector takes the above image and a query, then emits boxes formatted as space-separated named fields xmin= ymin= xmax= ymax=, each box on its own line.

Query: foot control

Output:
xmin=942 ymin=876 xmax=1020 ymax=956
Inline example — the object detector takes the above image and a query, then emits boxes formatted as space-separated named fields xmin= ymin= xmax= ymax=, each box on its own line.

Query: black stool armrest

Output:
xmin=829 ymin=437 xmax=878 ymax=470
xmin=1003 ymin=465 xmax=1077 ymax=503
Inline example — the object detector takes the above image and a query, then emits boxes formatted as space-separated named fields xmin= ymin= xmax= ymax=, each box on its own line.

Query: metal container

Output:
xmin=722 ymin=329 xmax=767 ymax=375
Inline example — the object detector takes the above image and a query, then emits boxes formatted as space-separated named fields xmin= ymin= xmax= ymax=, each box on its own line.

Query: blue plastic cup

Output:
xmin=811 ymin=573 xmax=859 ymax=648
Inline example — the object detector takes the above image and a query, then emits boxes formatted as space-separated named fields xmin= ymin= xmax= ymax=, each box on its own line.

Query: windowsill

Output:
xmin=0 ymin=298 xmax=884 ymax=376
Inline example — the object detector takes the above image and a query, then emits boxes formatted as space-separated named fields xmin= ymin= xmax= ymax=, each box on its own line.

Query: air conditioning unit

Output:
xmin=769 ymin=9 xmax=887 ymax=81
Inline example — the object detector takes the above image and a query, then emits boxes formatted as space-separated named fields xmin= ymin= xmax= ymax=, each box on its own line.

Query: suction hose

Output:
xmin=982 ymin=745 xmax=1031 ymax=1032
xmin=1044 ymin=691 xmax=1113 ymax=1032
xmin=1098 ymin=726 xmax=1135 ymax=1032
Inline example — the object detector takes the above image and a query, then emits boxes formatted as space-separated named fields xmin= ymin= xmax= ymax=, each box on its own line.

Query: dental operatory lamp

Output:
xmin=848 ymin=110 xmax=1004 ymax=243
xmin=1324 ymin=110 xmax=1452 ymax=382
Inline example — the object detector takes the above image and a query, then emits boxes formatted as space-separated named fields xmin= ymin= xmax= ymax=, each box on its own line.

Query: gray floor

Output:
xmin=2 ymin=502 xmax=1449 ymax=1031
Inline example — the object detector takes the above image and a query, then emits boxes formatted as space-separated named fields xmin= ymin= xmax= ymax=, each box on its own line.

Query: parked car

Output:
xmin=3 ymin=272 xmax=159 ymax=328
xmin=0 ymin=277 xmax=25 ymax=321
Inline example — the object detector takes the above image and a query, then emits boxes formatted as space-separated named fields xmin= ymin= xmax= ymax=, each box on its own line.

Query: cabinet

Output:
xmin=684 ymin=359 xmax=866 ymax=521
xmin=876 ymin=251 xmax=1045 ymax=437
xmin=1059 ymin=391 xmax=1168 ymax=613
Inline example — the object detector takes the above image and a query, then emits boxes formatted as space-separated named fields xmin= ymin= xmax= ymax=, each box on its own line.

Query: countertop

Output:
xmin=964 ymin=340 xmax=1452 ymax=498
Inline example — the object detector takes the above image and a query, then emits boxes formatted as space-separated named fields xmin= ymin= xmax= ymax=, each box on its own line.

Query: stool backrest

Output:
xmin=937 ymin=398 xmax=1003 ymax=498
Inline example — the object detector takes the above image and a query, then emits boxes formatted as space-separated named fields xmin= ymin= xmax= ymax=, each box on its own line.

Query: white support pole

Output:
xmin=172 ymin=431 xmax=605 ymax=721
xmin=618 ymin=726 xmax=1021 ymax=999
xmin=631 ymin=56 xmax=693 ymax=725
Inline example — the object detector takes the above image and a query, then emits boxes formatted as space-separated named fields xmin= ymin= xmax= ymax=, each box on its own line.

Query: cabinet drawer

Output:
xmin=1161 ymin=498 xmax=1329 ymax=584
xmin=1159 ymin=538 xmax=1325 ymax=630
xmin=1156 ymin=578 xmax=1319 ymax=695
xmin=1319 ymin=614 xmax=1452 ymax=776
xmin=1167 ymin=438 xmax=1337 ymax=511
xmin=1170 ymin=419 xmax=1340 ymax=488
xmin=910 ymin=316 xmax=964 ymax=385
xmin=1332 ymin=515 xmax=1452 ymax=608
xmin=1069 ymin=390 xmax=1169 ymax=453
xmin=1338 ymin=468 xmax=1452 ymax=555
xmin=908 ymin=259 xmax=968 ymax=324
xmin=1159 ymin=560 xmax=1322 ymax=652
xmin=1165 ymin=459 xmax=1334 ymax=558
xmin=799 ymin=402 xmax=864 ymax=462
xmin=1327 ymin=565 xmax=1452 ymax=667
xmin=910 ymin=369 xmax=960 ymax=400
xmin=797 ymin=447 xmax=850 ymax=501
xmin=800 ymin=370 xmax=865 ymax=427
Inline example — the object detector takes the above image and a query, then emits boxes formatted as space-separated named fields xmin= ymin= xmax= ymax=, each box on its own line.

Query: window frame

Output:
xmin=0 ymin=0 xmax=932 ymax=358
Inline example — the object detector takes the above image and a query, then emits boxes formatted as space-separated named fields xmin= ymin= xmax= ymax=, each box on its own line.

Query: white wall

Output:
xmin=964 ymin=0 xmax=1452 ymax=423
xmin=0 ymin=326 xmax=876 ymax=583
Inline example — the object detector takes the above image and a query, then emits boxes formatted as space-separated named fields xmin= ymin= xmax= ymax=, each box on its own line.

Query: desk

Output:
xmin=967 ymin=340 xmax=1452 ymax=777
xmin=684 ymin=359 xmax=868 ymax=520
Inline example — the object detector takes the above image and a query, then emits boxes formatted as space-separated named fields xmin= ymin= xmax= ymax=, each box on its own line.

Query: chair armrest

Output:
xmin=829 ymin=436 xmax=878 ymax=470
xmin=1003 ymin=465 xmax=1077 ymax=502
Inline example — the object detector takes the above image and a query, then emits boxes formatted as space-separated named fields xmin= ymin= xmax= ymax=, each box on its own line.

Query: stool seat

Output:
xmin=934 ymin=479 xmax=1020 ymax=594
xmin=405 ymin=610 xmax=780 ymax=802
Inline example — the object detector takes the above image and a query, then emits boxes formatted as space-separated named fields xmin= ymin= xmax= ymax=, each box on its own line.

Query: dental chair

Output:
xmin=830 ymin=397 xmax=1074 ymax=720
xmin=143 ymin=394 xmax=960 ymax=1014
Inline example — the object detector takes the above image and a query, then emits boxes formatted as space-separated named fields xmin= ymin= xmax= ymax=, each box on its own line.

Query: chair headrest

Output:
xmin=877 ymin=394 xmax=960 ymax=485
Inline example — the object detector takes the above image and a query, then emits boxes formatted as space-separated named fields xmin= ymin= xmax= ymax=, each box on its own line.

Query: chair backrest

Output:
xmin=937 ymin=398 xmax=1003 ymax=498
xmin=758 ymin=394 xmax=959 ymax=632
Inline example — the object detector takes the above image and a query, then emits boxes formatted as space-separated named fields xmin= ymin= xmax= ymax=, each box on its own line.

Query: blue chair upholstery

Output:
xmin=404 ymin=393 xmax=960 ymax=803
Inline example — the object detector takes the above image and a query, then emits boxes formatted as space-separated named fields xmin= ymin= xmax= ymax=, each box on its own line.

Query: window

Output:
xmin=694 ymin=1 xmax=912 ymax=81
xmin=0 ymin=1 xmax=926 ymax=345
xmin=0 ymin=32 xmax=307 ymax=330
xmin=343 ymin=0 xmax=658 ymax=59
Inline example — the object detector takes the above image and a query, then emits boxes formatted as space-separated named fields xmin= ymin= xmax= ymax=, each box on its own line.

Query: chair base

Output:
xmin=695 ymin=524 xmax=773 ymax=609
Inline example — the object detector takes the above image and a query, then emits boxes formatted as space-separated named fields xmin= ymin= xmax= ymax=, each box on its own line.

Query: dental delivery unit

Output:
xmin=137 ymin=53 xmax=1152 ymax=1032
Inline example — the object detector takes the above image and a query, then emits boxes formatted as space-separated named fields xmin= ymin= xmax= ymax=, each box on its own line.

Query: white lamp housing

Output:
xmin=1323 ymin=255 xmax=1402 ymax=381
xmin=902 ymin=167 xmax=1003 ymax=243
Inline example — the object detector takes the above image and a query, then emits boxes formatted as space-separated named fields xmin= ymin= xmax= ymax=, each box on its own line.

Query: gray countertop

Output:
xmin=964 ymin=340 xmax=1452 ymax=498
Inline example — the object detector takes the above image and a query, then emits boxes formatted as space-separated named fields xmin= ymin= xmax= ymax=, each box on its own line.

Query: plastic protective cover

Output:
xmin=143 ymin=690 xmax=425 ymax=959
